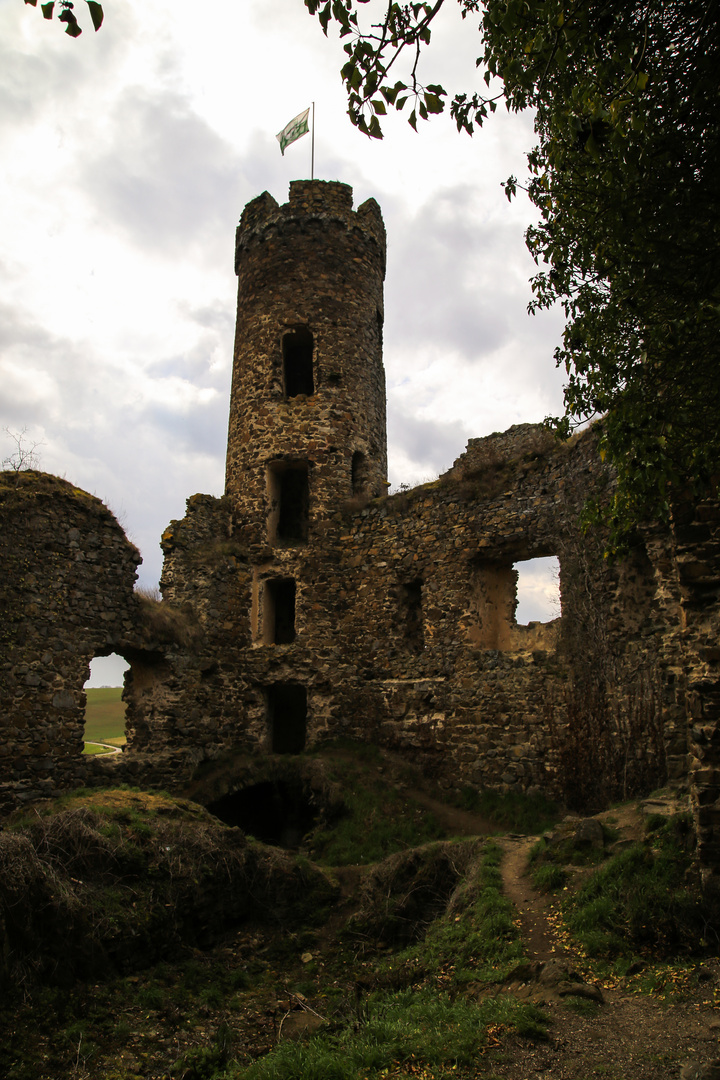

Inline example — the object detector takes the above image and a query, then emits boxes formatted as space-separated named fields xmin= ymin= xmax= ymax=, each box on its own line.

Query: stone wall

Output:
xmin=141 ymin=418 xmax=677 ymax=811
xmin=0 ymin=472 xmax=140 ymax=809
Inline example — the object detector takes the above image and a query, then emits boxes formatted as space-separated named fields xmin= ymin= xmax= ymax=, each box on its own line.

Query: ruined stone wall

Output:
xmin=0 ymin=472 xmax=141 ymax=809
xmin=669 ymin=495 xmax=720 ymax=878
xmin=142 ymin=420 xmax=678 ymax=809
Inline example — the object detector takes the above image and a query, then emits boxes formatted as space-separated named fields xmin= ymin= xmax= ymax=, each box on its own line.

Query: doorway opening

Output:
xmin=267 ymin=461 xmax=310 ymax=545
xmin=263 ymin=578 xmax=297 ymax=644
xmin=207 ymin=780 xmax=317 ymax=848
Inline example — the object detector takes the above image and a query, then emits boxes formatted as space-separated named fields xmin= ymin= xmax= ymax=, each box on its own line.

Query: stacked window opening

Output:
xmin=267 ymin=682 xmax=307 ymax=753
xmin=268 ymin=462 xmax=310 ymax=546
xmin=282 ymin=328 xmax=314 ymax=397
xmin=264 ymin=578 xmax=296 ymax=644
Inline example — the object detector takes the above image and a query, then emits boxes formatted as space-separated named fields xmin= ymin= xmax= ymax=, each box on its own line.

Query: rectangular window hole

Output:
xmin=267 ymin=682 xmax=307 ymax=754
xmin=283 ymin=328 xmax=314 ymax=397
xmin=267 ymin=462 xmax=310 ymax=546
xmin=264 ymin=578 xmax=296 ymax=644
xmin=352 ymin=451 xmax=370 ymax=496
xmin=514 ymin=556 xmax=561 ymax=624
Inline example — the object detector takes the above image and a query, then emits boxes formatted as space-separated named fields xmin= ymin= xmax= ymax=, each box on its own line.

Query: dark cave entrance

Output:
xmin=207 ymin=780 xmax=317 ymax=848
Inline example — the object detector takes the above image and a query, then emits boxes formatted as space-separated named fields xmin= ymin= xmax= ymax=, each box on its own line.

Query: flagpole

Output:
xmin=311 ymin=101 xmax=315 ymax=180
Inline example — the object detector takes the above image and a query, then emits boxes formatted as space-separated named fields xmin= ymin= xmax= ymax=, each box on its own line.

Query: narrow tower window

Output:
xmin=351 ymin=451 xmax=370 ymax=497
xmin=268 ymin=462 xmax=310 ymax=545
xmin=267 ymin=682 xmax=307 ymax=753
xmin=282 ymin=328 xmax=314 ymax=397
xmin=264 ymin=578 xmax=296 ymax=644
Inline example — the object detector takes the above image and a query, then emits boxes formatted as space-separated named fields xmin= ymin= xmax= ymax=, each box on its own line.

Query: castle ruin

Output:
xmin=2 ymin=181 xmax=719 ymax=877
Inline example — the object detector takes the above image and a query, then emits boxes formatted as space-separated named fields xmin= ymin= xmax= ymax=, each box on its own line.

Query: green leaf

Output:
xmin=371 ymin=98 xmax=387 ymax=115
xmin=58 ymin=8 xmax=82 ymax=35
xmin=408 ymin=108 xmax=418 ymax=131
xmin=86 ymin=0 xmax=103 ymax=30
xmin=24 ymin=0 xmax=38 ymax=7
xmin=41 ymin=1 xmax=54 ymax=17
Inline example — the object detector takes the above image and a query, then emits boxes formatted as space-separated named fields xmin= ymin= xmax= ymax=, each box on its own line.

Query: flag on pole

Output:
xmin=276 ymin=108 xmax=310 ymax=156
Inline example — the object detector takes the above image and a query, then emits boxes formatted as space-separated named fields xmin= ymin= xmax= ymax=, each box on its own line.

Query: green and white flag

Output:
xmin=276 ymin=108 xmax=310 ymax=156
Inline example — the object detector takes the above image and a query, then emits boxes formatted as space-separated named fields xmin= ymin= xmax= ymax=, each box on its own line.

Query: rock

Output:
xmin=557 ymin=981 xmax=605 ymax=1003
xmin=545 ymin=817 xmax=604 ymax=851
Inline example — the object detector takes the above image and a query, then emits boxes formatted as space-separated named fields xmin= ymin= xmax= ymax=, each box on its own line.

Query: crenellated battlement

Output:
xmin=235 ymin=181 xmax=386 ymax=276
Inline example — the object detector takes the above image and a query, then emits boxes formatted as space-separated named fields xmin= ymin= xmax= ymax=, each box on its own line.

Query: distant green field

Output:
xmin=84 ymin=687 xmax=126 ymax=753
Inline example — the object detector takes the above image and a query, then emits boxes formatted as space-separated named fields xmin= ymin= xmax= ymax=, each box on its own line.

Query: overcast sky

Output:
xmin=2 ymin=0 xmax=566 ymax=683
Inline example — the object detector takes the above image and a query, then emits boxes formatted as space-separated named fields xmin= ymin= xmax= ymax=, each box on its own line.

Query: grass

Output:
xmin=83 ymin=687 xmax=126 ymax=753
xmin=532 ymin=863 xmax=568 ymax=892
xmin=457 ymin=787 xmax=560 ymax=834
xmin=384 ymin=842 xmax=528 ymax=988
xmin=303 ymin=751 xmax=446 ymax=866
xmin=563 ymin=816 xmax=720 ymax=959
xmin=224 ymin=990 xmax=547 ymax=1080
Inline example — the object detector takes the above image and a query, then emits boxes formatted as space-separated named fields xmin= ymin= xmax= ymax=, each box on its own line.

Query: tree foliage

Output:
xmin=23 ymin=0 xmax=103 ymax=38
xmin=305 ymin=0 xmax=720 ymax=545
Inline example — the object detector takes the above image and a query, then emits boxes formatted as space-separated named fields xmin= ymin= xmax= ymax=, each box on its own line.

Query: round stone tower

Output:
xmin=225 ymin=180 xmax=387 ymax=545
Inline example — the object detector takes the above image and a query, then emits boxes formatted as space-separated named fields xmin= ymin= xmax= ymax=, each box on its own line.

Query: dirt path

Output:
xmin=497 ymin=834 xmax=569 ymax=962
xmin=487 ymin=807 xmax=720 ymax=1080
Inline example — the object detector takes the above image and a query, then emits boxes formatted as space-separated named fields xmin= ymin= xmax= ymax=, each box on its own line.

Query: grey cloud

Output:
xmin=388 ymin=406 xmax=471 ymax=479
xmin=79 ymin=87 xmax=248 ymax=256
xmin=383 ymin=186 xmax=533 ymax=363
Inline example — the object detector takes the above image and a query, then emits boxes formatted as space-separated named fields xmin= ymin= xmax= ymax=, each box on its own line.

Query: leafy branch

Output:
xmin=23 ymin=0 xmax=103 ymax=38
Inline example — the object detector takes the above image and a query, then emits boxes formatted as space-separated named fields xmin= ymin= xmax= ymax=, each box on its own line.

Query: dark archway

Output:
xmin=207 ymin=780 xmax=317 ymax=848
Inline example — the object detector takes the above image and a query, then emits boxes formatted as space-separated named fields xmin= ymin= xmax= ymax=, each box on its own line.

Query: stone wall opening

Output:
xmin=267 ymin=462 xmax=310 ymax=545
xmin=207 ymin=779 xmax=317 ymax=848
xmin=399 ymin=579 xmax=424 ymax=653
xmin=83 ymin=653 xmax=129 ymax=755
xmin=282 ymin=327 xmax=314 ymax=397
xmin=263 ymin=578 xmax=297 ymax=644
xmin=514 ymin=556 xmax=561 ymax=624
xmin=267 ymin=682 xmax=307 ymax=753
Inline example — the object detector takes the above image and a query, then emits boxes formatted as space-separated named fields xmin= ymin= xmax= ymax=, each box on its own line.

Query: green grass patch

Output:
xmin=304 ymin=763 xmax=445 ymax=866
xmin=83 ymin=687 xmax=126 ymax=750
xmin=225 ymin=989 xmax=547 ymax=1080
xmin=388 ymin=842 xmax=527 ymax=987
xmin=563 ymin=818 xmax=720 ymax=959
xmin=458 ymin=787 xmax=560 ymax=834
xmin=82 ymin=742 xmax=116 ymax=756
xmin=532 ymin=863 xmax=568 ymax=892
